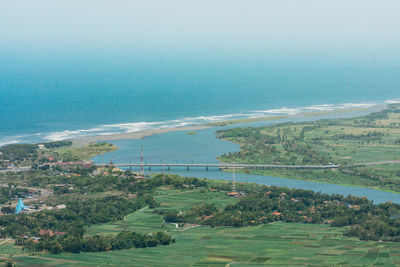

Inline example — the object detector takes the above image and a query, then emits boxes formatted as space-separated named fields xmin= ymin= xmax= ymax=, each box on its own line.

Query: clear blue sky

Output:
xmin=1 ymin=0 xmax=399 ymax=64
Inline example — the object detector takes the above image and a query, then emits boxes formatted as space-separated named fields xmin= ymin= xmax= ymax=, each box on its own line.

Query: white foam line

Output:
xmin=0 ymin=140 xmax=22 ymax=147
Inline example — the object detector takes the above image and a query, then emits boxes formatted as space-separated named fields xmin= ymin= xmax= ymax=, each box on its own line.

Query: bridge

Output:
xmin=95 ymin=163 xmax=340 ymax=171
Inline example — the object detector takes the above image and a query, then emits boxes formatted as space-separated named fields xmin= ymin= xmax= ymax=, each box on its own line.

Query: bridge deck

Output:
xmin=95 ymin=163 xmax=339 ymax=170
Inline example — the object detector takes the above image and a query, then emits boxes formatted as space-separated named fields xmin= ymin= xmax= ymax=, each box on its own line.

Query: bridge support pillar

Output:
xmin=187 ymin=166 xmax=189 ymax=171
xmin=168 ymin=166 xmax=170 ymax=171
xmin=206 ymin=166 xmax=208 ymax=171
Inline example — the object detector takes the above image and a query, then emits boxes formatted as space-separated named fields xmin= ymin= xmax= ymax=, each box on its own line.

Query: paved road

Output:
xmin=350 ymin=160 xmax=400 ymax=166
xmin=0 ymin=166 xmax=31 ymax=173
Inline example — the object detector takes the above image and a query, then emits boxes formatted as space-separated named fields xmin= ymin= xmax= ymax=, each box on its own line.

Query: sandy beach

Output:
xmin=70 ymin=125 xmax=211 ymax=145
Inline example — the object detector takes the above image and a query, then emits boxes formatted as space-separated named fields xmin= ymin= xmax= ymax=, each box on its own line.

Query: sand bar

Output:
xmin=70 ymin=125 xmax=211 ymax=145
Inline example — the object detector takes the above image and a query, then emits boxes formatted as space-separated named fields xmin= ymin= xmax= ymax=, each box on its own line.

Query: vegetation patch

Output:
xmin=52 ymin=142 xmax=117 ymax=161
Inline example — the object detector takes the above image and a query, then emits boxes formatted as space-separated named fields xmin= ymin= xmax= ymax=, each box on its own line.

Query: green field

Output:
xmin=8 ymin=187 xmax=400 ymax=266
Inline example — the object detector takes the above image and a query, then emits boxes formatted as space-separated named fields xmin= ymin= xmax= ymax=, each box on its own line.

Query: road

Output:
xmin=0 ymin=183 xmax=52 ymax=206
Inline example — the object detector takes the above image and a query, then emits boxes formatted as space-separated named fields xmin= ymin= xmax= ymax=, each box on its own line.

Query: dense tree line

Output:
xmin=0 ymin=144 xmax=38 ymax=162
xmin=43 ymin=141 xmax=72 ymax=149
xmin=20 ymin=230 xmax=173 ymax=254
xmin=0 ymin=195 xmax=156 ymax=238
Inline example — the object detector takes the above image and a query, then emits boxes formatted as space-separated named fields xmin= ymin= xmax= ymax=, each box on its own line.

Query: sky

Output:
xmin=1 ymin=0 xmax=400 ymax=68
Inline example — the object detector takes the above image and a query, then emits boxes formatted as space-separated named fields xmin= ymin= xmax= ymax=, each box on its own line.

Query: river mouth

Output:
xmin=92 ymin=107 xmax=400 ymax=204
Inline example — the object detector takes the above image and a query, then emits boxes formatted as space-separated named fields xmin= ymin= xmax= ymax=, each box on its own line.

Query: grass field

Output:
xmin=9 ymin=187 xmax=400 ymax=266
xmin=52 ymin=142 xmax=118 ymax=161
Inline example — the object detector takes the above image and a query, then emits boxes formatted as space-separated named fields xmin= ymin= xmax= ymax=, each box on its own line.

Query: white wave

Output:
xmin=183 ymin=113 xmax=247 ymax=122
xmin=103 ymin=122 xmax=159 ymax=133
xmin=338 ymin=102 xmax=377 ymax=108
xmin=256 ymin=107 xmax=302 ymax=116
xmin=97 ymin=132 xmax=116 ymax=136
xmin=304 ymin=104 xmax=335 ymax=111
xmin=385 ymin=99 xmax=400 ymax=104
xmin=44 ymin=127 xmax=108 ymax=141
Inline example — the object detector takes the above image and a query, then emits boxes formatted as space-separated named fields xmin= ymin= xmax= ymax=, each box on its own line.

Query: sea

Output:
xmin=1 ymin=59 xmax=400 ymax=146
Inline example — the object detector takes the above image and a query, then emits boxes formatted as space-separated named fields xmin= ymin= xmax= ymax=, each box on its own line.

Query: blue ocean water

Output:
xmin=1 ymin=59 xmax=400 ymax=145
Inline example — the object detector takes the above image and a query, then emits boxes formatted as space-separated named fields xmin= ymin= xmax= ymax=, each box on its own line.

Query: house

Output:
xmin=38 ymin=144 xmax=46 ymax=150
xmin=347 ymin=204 xmax=360 ymax=210
xmin=258 ymin=216 xmax=268 ymax=222
xmin=7 ymin=163 xmax=16 ymax=169
xmin=237 ymin=191 xmax=246 ymax=196
xmin=39 ymin=229 xmax=54 ymax=236
xmin=227 ymin=192 xmax=240 ymax=197
xmin=203 ymin=215 xmax=214 ymax=220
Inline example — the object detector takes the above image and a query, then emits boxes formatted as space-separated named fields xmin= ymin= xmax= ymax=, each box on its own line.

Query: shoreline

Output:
xmin=222 ymin=168 xmax=400 ymax=195
xmin=70 ymin=105 xmax=386 ymax=145
xmin=208 ymin=105 xmax=386 ymax=126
